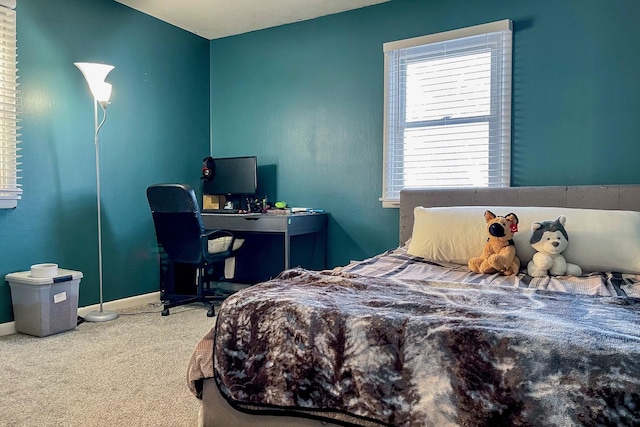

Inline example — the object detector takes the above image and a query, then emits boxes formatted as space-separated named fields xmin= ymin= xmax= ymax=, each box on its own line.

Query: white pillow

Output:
xmin=407 ymin=205 xmax=640 ymax=274
xmin=208 ymin=237 xmax=244 ymax=254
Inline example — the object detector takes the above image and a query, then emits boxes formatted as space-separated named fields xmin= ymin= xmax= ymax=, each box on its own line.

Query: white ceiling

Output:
xmin=114 ymin=0 xmax=390 ymax=40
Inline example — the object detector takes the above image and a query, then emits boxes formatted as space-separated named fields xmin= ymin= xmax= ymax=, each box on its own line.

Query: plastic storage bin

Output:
xmin=5 ymin=268 xmax=82 ymax=337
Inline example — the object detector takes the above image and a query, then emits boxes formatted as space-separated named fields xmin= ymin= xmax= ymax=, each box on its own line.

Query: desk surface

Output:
xmin=202 ymin=211 xmax=320 ymax=217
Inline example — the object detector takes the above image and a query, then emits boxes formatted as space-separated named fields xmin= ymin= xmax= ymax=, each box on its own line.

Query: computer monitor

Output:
xmin=203 ymin=156 xmax=258 ymax=196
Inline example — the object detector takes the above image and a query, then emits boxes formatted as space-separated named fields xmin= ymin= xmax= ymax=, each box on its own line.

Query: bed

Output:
xmin=188 ymin=185 xmax=640 ymax=427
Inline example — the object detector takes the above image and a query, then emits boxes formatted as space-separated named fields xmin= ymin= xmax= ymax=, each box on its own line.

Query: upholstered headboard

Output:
xmin=399 ymin=185 xmax=640 ymax=245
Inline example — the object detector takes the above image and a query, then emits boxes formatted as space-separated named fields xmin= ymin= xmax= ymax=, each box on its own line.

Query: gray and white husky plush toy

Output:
xmin=527 ymin=215 xmax=583 ymax=277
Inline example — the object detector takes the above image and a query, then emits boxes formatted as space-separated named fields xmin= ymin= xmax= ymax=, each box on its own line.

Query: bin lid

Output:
xmin=5 ymin=269 xmax=83 ymax=286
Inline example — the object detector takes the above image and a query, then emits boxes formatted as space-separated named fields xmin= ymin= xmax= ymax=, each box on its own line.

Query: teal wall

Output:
xmin=210 ymin=0 xmax=640 ymax=268
xmin=0 ymin=0 xmax=210 ymax=323
xmin=3 ymin=0 xmax=640 ymax=324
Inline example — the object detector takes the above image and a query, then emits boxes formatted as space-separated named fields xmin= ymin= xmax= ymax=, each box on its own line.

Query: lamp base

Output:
xmin=84 ymin=309 xmax=119 ymax=323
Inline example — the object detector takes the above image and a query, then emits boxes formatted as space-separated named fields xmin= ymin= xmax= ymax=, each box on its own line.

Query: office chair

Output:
xmin=146 ymin=183 xmax=240 ymax=317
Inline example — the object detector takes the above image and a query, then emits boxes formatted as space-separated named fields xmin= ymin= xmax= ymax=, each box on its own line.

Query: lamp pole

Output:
xmin=75 ymin=62 xmax=118 ymax=323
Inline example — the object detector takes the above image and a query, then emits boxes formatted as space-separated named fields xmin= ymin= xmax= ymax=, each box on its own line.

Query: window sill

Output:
xmin=0 ymin=199 xmax=17 ymax=209
xmin=379 ymin=198 xmax=400 ymax=209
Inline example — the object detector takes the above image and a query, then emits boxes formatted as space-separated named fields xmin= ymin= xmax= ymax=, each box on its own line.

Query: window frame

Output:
xmin=0 ymin=0 xmax=19 ymax=209
xmin=381 ymin=20 xmax=513 ymax=208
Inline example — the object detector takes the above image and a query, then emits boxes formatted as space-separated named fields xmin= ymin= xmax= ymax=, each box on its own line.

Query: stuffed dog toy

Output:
xmin=468 ymin=210 xmax=521 ymax=276
xmin=527 ymin=215 xmax=582 ymax=277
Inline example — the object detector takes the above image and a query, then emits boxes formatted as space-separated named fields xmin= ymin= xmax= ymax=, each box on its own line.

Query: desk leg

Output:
xmin=320 ymin=228 xmax=327 ymax=270
xmin=284 ymin=230 xmax=290 ymax=270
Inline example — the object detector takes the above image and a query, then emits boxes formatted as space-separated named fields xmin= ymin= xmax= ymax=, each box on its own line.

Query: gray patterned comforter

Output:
xmin=202 ymin=248 xmax=640 ymax=426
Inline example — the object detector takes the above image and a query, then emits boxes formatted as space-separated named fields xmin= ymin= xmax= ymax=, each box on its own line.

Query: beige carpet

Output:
xmin=0 ymin=303 xmax=217 ymax=427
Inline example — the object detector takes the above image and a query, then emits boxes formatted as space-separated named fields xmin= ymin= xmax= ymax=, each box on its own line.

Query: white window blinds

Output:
xmin=382 ymin=20 xmax=512 ymax=207
xmin=0 ymin=0 xmax=19 ymax=209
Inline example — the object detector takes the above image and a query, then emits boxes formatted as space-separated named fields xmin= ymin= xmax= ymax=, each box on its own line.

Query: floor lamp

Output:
xmin=75 ymin=62 xmax=118 ymax=323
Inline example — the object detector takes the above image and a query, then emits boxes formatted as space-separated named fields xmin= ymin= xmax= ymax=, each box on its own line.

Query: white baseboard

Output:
xmin=0 ymin=291 xmax=161 ymax=337
xmin=0 ymin=320 xmax=15 ymax=337
xmin=76 ymin=292 xmax=161 ymax=316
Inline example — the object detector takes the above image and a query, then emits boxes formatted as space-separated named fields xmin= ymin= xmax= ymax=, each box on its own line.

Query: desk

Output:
xmin=202 ymin=212 xmax=327 ymax=278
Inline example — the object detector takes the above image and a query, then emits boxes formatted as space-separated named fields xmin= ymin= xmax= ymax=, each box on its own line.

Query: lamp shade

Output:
xmin=75 ymin=62 xmax=115 ymax=103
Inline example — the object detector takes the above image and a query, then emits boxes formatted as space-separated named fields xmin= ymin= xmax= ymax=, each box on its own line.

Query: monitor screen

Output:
xmin=204 ymin=156 xmax=257 ymax=196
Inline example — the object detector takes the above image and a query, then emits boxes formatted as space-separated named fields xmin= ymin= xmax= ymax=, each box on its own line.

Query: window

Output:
xmin=0 ymin=0 xmax=19 ymax=209
xmin=382 ymin=20 xmax=512 ymax=207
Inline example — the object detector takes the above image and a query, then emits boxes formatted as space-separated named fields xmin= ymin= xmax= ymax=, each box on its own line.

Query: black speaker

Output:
xmin=201 ymin=156 xmax=215 ymax=181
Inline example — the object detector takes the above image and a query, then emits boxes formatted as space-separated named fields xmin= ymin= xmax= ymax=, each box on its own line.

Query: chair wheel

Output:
xmin=161 ymin=308 xmax=170 ymax=316
xmin=207 ymin=308 xmax=215 ymax=317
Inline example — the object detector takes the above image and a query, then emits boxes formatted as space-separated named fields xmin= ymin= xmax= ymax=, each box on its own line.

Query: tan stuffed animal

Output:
xmin=468 ymin=210 xmax=521 ymax=276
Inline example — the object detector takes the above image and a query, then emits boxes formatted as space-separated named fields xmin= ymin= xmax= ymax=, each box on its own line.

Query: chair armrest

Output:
xmin=202 ymin=229 xmax=234 ymax=240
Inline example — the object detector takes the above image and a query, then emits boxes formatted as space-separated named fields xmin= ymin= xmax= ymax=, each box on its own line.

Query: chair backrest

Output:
xmin=146 ymin=183 xmax=207 ymax=265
